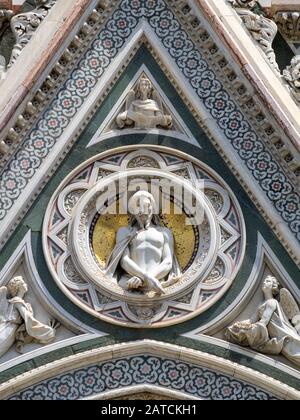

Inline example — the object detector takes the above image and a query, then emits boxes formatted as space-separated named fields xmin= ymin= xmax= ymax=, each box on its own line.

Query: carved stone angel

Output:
xmin=0 ymin=276 xmax=58 ymax=358
xmin=116 ymin=76 xmax=173 ymax=130
xmin=226 ymin=276 xmax=300 ymax=367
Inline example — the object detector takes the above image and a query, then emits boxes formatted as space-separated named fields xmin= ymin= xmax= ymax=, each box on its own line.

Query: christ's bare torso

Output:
xmin=117 ymin=224 xmax=174 ymax=292
xmin=129 ymin=227 xmax=165 ymax=274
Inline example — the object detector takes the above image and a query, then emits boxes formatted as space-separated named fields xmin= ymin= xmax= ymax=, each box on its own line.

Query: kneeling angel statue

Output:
xmin=0 ymin=276 xmax=58 ymax=357
xmin=226 ymin=276 xmax=300 ymax=367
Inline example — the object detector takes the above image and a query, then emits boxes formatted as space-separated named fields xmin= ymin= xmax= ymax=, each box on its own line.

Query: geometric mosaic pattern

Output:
xmin=0 ymin=0 xmax=299 ymax=243
xmin=8 ymin=355 xmax=278 ymax=400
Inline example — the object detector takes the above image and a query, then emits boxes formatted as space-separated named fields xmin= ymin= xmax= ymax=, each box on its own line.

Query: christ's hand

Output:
xmin=144 ymin=274 xmax=166 ymax=295
xmin=127 ymin=277 xmax=143 ymax=290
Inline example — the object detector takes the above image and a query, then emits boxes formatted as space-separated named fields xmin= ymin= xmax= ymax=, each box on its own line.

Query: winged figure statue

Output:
xmin=226 ymin=276 xmax=300 ymax=367
xmin=0 ymin=276 xmax=58 ymax=358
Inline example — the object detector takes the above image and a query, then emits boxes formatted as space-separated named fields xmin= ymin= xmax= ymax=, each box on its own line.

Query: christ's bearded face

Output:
xmin=128 ymin=191 xmax=156 ymax=229
xmin=136 ymin=197 xmax=153 ymax=226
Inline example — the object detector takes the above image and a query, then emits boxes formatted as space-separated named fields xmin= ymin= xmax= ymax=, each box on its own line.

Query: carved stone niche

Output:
xmin=43 ymin=147 xmax=246 ymax=329
xmin=115 ymin=74 xmax=173 ymax=130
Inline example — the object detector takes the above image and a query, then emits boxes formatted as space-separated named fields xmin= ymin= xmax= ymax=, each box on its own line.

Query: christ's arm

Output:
xmin=152 ymin=229 xmax=174 ymax=280
xmin=120 ymin=247 xmax=147 ymax=280
xmin=117 ymin=228 xmax=146 ymax=281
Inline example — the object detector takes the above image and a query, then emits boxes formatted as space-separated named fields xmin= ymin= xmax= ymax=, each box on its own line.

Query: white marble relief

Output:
xmin=226 ymin=276 xmax=300 ymax=368
xmin=105 ymin=191 xmax=181 ymax=295
xmin=116 ymin=76 xmax=172 ymax=130
xmin=43 ymin=147 xmax=246 ymax=328
xmin=0 ymin=276 xmax=58 ymax=358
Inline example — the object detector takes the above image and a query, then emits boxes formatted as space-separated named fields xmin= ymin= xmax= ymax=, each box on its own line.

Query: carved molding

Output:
xmin=274 ymin=11 xmax=300 ymax=42
xmin=8 ymin=0 xmax=56 ymax=68
xmin=0 ymin=1 xmax=57 ymax=83
xmin=1 ymin=340 xmax=299 ymax=400
xmin=0 ymin=0 xmax=299 ymax=181
xmin=229 ymin=0 xmax=280 ymax=73
xmin=0 ymin=0 xmax=111 ymax=163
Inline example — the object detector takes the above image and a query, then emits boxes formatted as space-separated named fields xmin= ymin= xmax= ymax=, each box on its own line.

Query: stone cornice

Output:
xmin=193 ymin=0 xmax=300 ymax=160
xmin=0 ymin=0 xmax=93 ymax=150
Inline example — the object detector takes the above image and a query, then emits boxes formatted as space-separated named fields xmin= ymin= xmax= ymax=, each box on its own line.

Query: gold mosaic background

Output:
xmin=92 ymin=201 xmax=196 ymax=271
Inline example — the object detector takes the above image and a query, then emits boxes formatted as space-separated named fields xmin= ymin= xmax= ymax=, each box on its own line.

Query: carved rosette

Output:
xmin=43 ymin=147 xmax=246 ymax=328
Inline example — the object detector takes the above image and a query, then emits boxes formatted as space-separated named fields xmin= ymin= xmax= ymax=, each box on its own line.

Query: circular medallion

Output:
xmin=43 ymin=147 xmax=246 ymax=327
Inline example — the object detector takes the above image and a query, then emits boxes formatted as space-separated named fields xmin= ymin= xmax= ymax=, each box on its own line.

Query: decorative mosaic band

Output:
xmin=8 ymin=355 xmax=277 ymax=400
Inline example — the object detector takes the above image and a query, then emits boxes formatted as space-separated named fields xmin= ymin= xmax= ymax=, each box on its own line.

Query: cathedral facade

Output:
xmin=0 ymin=0 xmax=299 ymax=400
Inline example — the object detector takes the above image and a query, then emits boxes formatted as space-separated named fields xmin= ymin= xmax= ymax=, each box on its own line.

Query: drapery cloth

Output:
xmin=227 ymin=299 xmax=300 ymax=367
